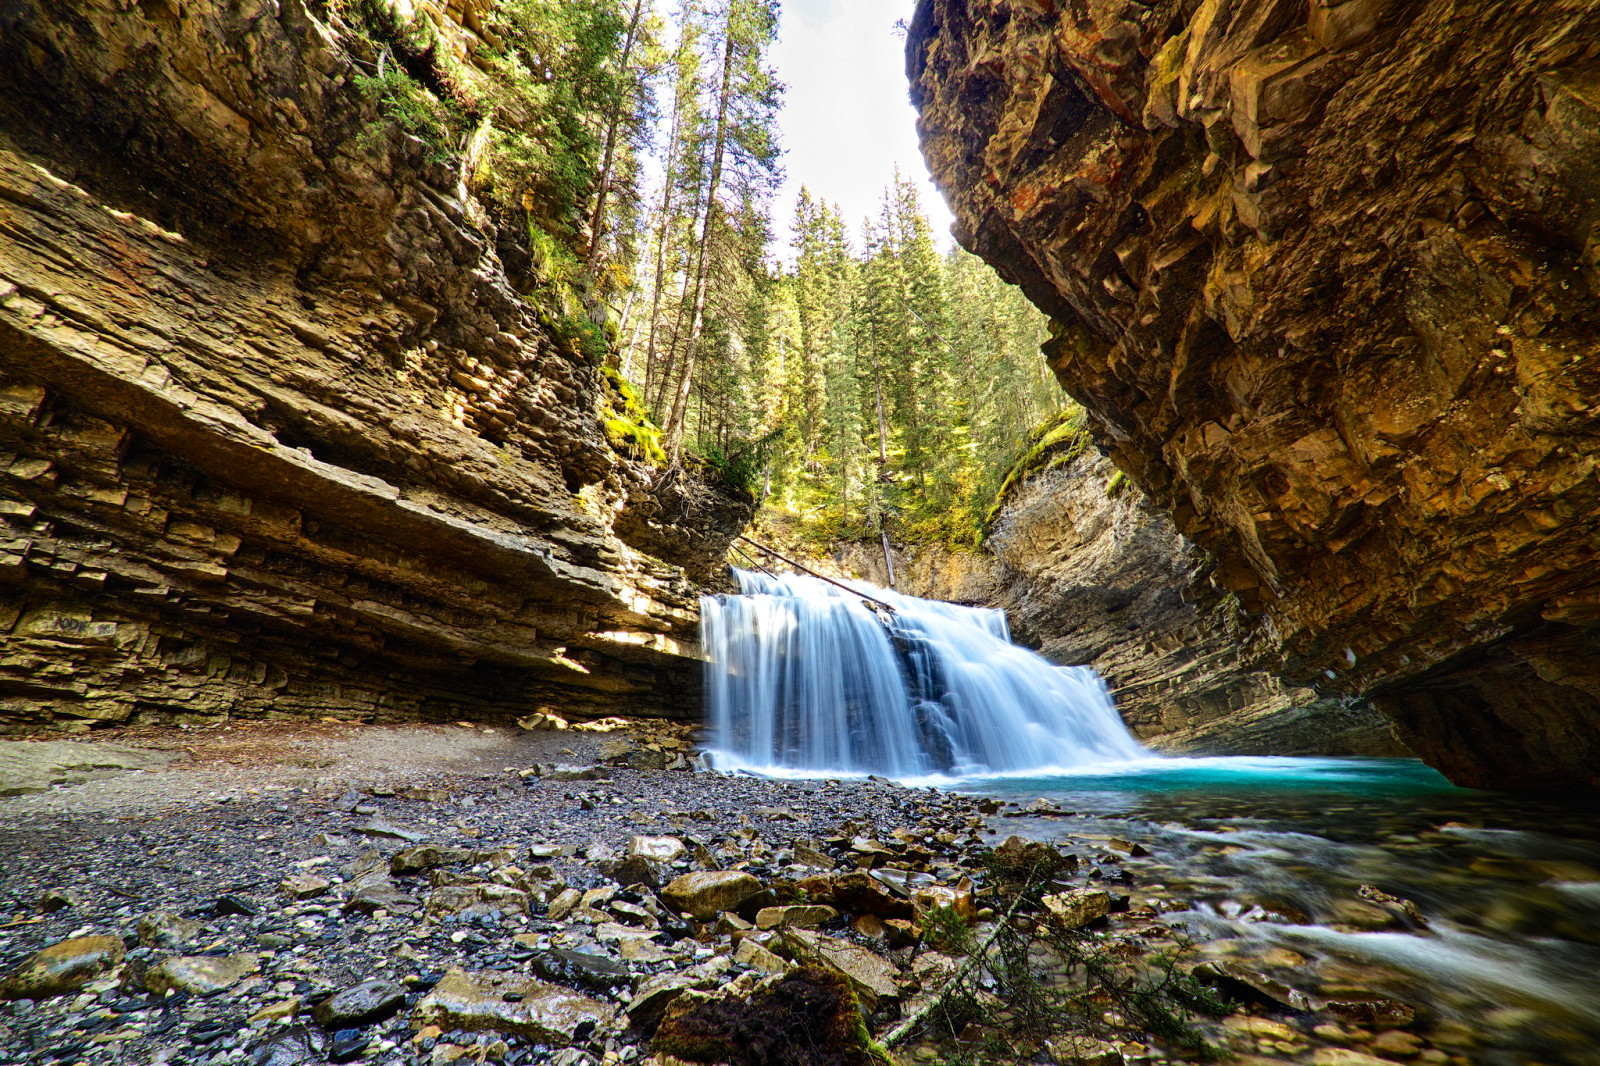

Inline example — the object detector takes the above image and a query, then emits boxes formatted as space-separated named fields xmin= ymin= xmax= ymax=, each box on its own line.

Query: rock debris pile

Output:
xmin=0 ymin=727 xmax=1474 ymax=1066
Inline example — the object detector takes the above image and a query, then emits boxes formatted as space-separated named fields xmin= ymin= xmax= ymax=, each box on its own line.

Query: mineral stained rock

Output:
xmin=0 ymin=0 xmax=751 ymax=736
xmin=907 ymin=0 xmax=1600 ymax=790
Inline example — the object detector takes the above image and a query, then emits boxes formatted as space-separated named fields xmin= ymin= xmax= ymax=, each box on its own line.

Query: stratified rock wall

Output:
xmin=908 ymin=0 xmax=1600 ymax=789
xmin=835 ymin=450 xmax=1403 ymax=757
xmin=0 ymin=1 xmax=748 ymax=733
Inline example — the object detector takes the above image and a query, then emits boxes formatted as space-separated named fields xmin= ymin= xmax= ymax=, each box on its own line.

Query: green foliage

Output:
xmin=599 ymin=367 xmax=666 ymax=466
xmin=917 ymin=904 xmax=975 ymax=957
xmin=983 ymin=407 xmax=1088 ymax=530
xmin=347 ymin=0 xmax=477 ymax=160
xmin=691 ymin=426 xmax=785 ymax=500
xmin=1105 ymin=469 xmax=1128 ymax=498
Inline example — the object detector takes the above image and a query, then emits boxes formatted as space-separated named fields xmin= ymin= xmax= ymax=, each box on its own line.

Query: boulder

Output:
xmin=312 ymin=979 xmax=408 ymax=1028
xmin=0 ymin=935 xmax=124 ymax=1000
xmin=754 ymin=905 xmax=837 ymax=930
xmin=145 ymin=953 xmax=259 ymax=996
xmin=412 ymin=968 xmax=615 ymax=1044
xmin=662 ymin=871 xmax=764 ymax=921
xmin=1041 ymin=889 xmax=1111 ymax=930
xmin=783 ymin=928 xmax=900 ymax=1007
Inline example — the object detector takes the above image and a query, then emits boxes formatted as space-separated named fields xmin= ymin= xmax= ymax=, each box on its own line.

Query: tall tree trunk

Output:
xmin=663 ymin=22 xmax=735 ymax=461
xmin=584 ymin=0 xmax=648 ymax=275
xmin=642 ymin=92 xmax=684 ymax=404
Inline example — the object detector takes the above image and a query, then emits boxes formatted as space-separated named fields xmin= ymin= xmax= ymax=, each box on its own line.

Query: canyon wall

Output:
xmin=0 ymin=0 xmax=749 ymax=734
xmin=833 ymin=448 xmax=1403 ymax=757
xmin=908 ymin=0 xmax=1600 ymax=789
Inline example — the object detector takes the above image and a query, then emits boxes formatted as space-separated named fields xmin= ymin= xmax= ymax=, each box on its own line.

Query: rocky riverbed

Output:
xmin=0 ymin=723 xmax=1584 ymax=1066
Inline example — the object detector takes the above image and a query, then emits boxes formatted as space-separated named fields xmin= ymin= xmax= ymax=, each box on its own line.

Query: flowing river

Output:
xmin=700 ymin=570 xmax=1600 ymax=1063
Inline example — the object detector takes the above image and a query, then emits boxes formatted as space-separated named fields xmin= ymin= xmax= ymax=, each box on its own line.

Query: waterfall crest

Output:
xmin=701 ymin=569 xmax=1146 ymax=778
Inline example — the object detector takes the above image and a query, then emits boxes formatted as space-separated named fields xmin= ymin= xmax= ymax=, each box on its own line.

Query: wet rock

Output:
xmin=662 ymin=871 xmax=764 ymax=920
xmin=755 ymin=905 xmax=837 ymax=930
xmin=215 ymin=893 xmax=258 ymax=916
xmin=783 ymin=928 xmax=900 ymax=1007
xmin=1358 ymin=884 xmax=1429 ymax=927
xmin=0 ymin=935 xmax=124 ymax=1000
xmin=1324 ymin=996 xmax=1416 ymax=1028
xmin=145 ymin=953 xmax=259 ymax=995
xmin=912 ymin=879 xmax=975 ymax=921
xmin=1106 ymin=838 xmax=1150 ymax=858
xmin=868 ymin=868 xmax=936 ymax=899
xmin=1042 ymin=889 xmax=1111 ymax=929
xmin=312 ymin=978 xmax=407 ymax=1028
xmin=279 ymin=873 xmax=331 ymax=900
xmin=138 ymin=909 xmax=204 ymax=949
xmin=1370 ymin=1030 xmax=1424 ymax=1057
xmin=392 ymin=846 xmax=474 ymax=876
xmin=412 ymin=968 xmax=616 ymax=1044
xmin=629 ymin=834 xmax=687 ymax=863
xmin=991 ymin=836 xmax=1079 ymax=880
xmin=528 ymin=947 xmax=632 ymax=995
xmin=850 ymin=914 xmax=887 ymax=939
xmin=798 ymin=873 xmax=913 ymax=918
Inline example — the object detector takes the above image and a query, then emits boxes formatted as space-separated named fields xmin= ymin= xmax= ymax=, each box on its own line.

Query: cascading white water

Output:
xmin=701 ymin=568 xmax=1147 ymax=778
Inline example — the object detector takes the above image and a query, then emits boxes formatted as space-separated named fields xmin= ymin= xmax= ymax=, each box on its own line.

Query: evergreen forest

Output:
xmin=347 ymin=0 xmax=1071 ymax=548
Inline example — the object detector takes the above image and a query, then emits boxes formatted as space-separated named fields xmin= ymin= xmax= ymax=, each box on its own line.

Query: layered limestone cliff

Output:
xmin=830 ymin=448 xmax=1402 ymax=757
xmin=0 ymin=0 xmax=749 ymax=733
xmin=908 ymin=0 xmax=1600 ymax=789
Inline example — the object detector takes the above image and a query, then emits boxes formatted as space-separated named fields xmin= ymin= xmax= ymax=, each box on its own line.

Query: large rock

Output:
xmin=907 ymin=0 xmax=1600 ymax=791
xmin=312 ymin=979 xmax=408 ymax=1028
xmin=661 ymin=871 xmax=764 ymax=921
xmin=0 ymin=0 xmax=752 ymax=738
xmin=145 ymin=953 xmax=259 ymax=996
xmin=0 ymin=935 xmax=124 ymax=1000
xmin=412 ymin=968 xmax=615 ymax=1044
xmin=782 ymin=929 xmax=901 ymax=1008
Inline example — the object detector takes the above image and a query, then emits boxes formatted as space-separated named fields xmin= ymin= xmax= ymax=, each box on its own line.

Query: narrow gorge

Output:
xmin=0 ymin=3 xmax=1597 ymax=1066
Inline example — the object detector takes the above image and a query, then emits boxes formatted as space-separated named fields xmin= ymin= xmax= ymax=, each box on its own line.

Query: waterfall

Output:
xmin=701 ymin=569 xmax=1147 ymax=779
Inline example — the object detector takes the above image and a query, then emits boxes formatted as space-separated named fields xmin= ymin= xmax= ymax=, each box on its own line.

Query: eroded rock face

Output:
xmin=839 ymin=448 xmax=1403 ymax=757
xmin=908 ymin=0 xmax=1600 ymax=789
xmin=0 ymin=1 xmax=749 ymax=734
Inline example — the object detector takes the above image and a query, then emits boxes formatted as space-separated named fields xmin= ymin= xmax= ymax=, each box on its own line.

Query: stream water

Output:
xmin=701 ymin=570 xmax=1600 ymax=1062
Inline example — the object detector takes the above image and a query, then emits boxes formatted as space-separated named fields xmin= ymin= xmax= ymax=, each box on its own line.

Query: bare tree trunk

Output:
xmin=663 ymin=23 xmax=735 ymax=461
xmin=642 ymin=101 xmax=682 ymax=404
xmin=584 ymin=0 xmax=648 ymax=275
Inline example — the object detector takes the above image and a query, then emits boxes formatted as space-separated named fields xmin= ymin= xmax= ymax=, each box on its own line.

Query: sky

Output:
xmin=768 ymin=0 xmax=956 ymax=255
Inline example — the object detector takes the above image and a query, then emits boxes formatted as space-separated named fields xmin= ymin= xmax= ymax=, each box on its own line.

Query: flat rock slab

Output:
xmin=145 ymin=953 xmax=259 ymax=995
xmin=0 ymin=741 xmax=179 ymax=797
xmin=0 ymin=935 xmax=124 ymax=999
xmin=413 ymin=968 xmax=616 ymax=1044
